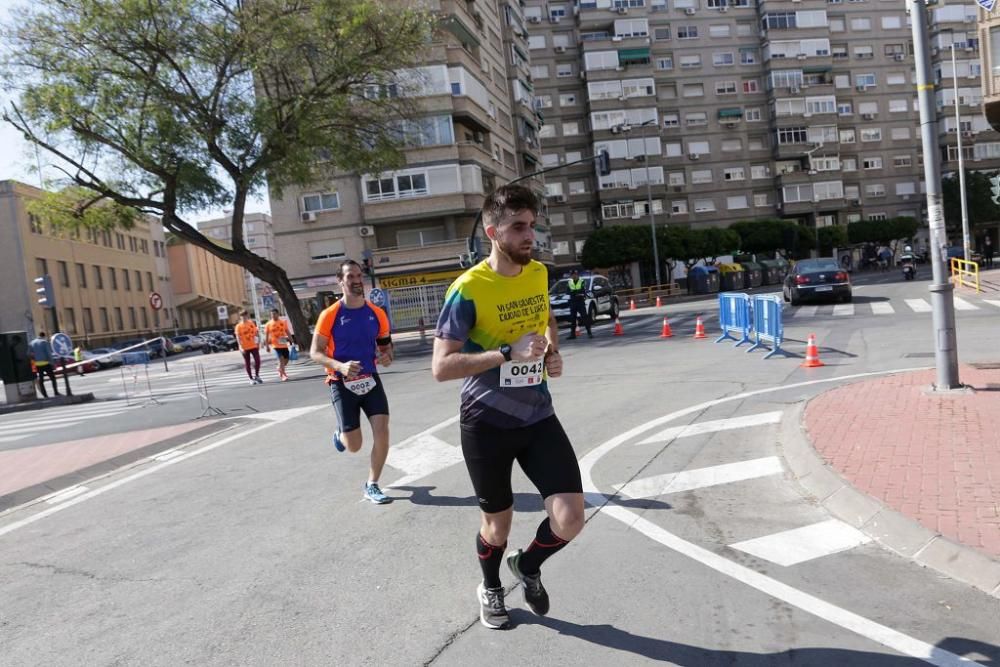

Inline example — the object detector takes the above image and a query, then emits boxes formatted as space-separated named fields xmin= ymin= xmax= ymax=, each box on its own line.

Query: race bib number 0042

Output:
xmin=499 ymin=359 xmax=544 ymax=387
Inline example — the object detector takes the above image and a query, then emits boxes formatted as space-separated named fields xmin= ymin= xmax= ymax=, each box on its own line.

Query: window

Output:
xmin=745 ymin=108 xmax=762 ymax=122
xmin=109 ymin=267 xmax=118 ymax=290
xmin=726 ymin=195 xmax=749 ymax=209
xmin=692 ymin=169 xmax=713 ymax=184
xmin=677 ymin=25 xmax=698 ymax=39
xmin=530 ymin=65 xmax=549 ymax=79
xmin=123 ymin=269 xmax=131 ymax=291
xmin=302 ymin=192 xmax=341 ymax=212
xmin=855 ymin=73 xmax=877 ymax=88
xmin=93 ymin=265 xmax=103 ymax=289
xmin=657 ymin=55 xmax=674 ymax=70
xmin=615 ymin=18 xmax=649 ymax=37
xmin=365 ymin=172 xmax=428 ymax=201
xmin=740 ymin=48 xmax=759 ymax=65
xmin=812 ymin=156 xmax=841 ymax=171
xmin=563 ymin=122 xmax=580 ymax=135
xmin=743 ymin=79 xmax=760 ymax=94
xmin=99 ymin=307 xmax=109 ymax=332
xmin=777 ymin=127 xmax=808 ymax=144
xmin=528 ymin=35 xmax=546 ymax=50
xmin=64 ymin=308 xmax=76 ymax=335
xmin=654 ymin=26 xmax=671 ymax=41
xmin=751 ymin=164 xmax=771 ymax=179
xmin=683 ymin=83 xmax=704 ymax=97
xmin=842 ymin=157 xmax=857 ymax=171
xmin=888 ymin=99 xmax=908 ymax=113
xmin=686 ymin=112 xmax=707 ymax=126
xmin=308 ymin=239 xmax=347 ymax=262
xmin=887 ymin=73 xmax=906 ymax=86
xmin=881 ymin=15 xmax=902 ymax=29
xmin=840 ymin=129 xmax=856 ymax=144
xmin=127 ymin=307 xmax=136 ymax=330
xmin=713 ymin=52 xmax=735 ymax=66
xmin=723 ymin=167 xmax=746 ymax=181
xmin=662 ymin=111 xmax=680 ymax=128
xmin=668 ymin=171 xmax=686 ymax=186
xmin=850 ymin=17 xmax=871 ymax=30
xmin=891 ymin=127 xmax=912 ymax=140
xmin=57 ymin=260 xmax=69 ymax=287
xmin=141 ymin=307 xmax=149 ymax=329
xmin=557 ymin=64 xmax=574 ymax=77
xmin=895 ymin=182 xmax=917 ymax=196
xmin=865 ymin=184 xmax=886 ymax=197
xmin=736 ymin=22 xmax=755 ymax=37
xmin=754 ymin=193 xmax=772 ymax=207
xmin=854 ymin=45 xmax=874 ymax=59
xmin=672 ymin=200 xmax=689 ymax=214
xmin=114 ymin=307 xmax=124 ymax=330
xmin=147 ymin=272 xmax=153 ymax=293
xmin=693 ymin=198 xmax=716 ymax=213
xmin=715 ymin=81 xmax=737 ymax=95
xmin=862 ymin=157 xmax=883 ymax=169
xmin=748 ymin=136 xmax=767 ymax=151
xmin=664 ymin=142 xmax=683 ymax=157
xmin=397 ymin=227 xmax=446 ymax=247
xmin=680 ymin=54 xmax=701 ymax=68
xmin=76 ymin=263 xmax=87 ymax=288
xmin=860 ymin=128 xmax=882 ymax=142
xmin=560 ymin=93 xmax=578 ymax=106
xmin=722 ymin=138 xmax=742 ymax=152
xmin=569 ymin=181 xmax=587 ymax=195
xmin=688 ymin=140 xmax=710 ymax=154
xmin=893 ymin=155 xmax=913 ymax=168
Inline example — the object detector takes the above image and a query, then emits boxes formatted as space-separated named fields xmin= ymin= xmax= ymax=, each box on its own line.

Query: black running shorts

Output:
xmin=329 ymin=373 xmax=389 ymax=433
xmin=274 ymin=347 xmax=290 ymax=360
xmin=460 ymin=415 xmax=582 ymax=514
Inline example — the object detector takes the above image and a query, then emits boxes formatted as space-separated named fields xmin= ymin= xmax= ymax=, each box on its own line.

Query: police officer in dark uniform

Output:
xmin=567 ymin=270 xmax=592 ymax=339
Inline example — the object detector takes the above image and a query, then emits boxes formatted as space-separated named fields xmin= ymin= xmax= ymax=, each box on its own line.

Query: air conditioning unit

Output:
xmin=856 ymin=85 xmax=868 ymax=92
xmin=615 ymin=66 xmax=626 ymax=71
xmin=549 ymin=15 xmax=561 ymax=23
xmin=617 ymin=6 xmax=629 ymax=14
xmin=796 ymin=54 xmax=807 ymax=60
xmin=359 ymin=225 xmax=374 ymax=237
xmin=964 ymin=15 xmax=974 ymax=22
xmin=790 ymin=86 xmax=801 ymax=94
xmin=618 ymin=95 xmax=627 ymax=101
xmin=580 ymin=71 xmax=587 ymax=79
xmin=688 ymin=153 xmax=701 ymax=160
xmin=554 ymin=194 xmax=567 ymax=202
xmin=719 ymin=5 xmax=728 ymax=12
xmin=301 ymin=212 xmax=317 ymax=223
xmin=965 ymin=46 xmax=975 ymax=52
xmin=528 ymin=15 xmax=541 ymax=23
xmin=555 ymin=45 xmax=566 ymax=53
xmin=685 ymin=7 xmax=696 ymax=15
xmin=673 ymin=185 xmax=684 ymax=192
xmin=723 ymin=121 xmax=737 ymax=128
xmin=931 ymin=47 xmax=939 ymax=56
xmin=802 ymin=112 xmax=812 ymax=118
xmin=612 ymin=35 xmax=624 ymax=42
xmin=849 ymin=198 xmax=861 ymax=205
xmin=631 ymin=214 xmax=642 ymax=219
xmin=862 ymin=113 xmax=875 ymax=120
xmin=967 ymin=74 xmax=978 ymax=79
xmin=473 ymin=131 xmax=485 ymax=144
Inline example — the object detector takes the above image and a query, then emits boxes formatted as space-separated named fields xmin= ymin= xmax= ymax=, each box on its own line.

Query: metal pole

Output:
xmin=642 ymin=120 xmax=662 ymax=287
xmin=951 ymin=44 xmax=972 ymax=261
xmin=911 ymin=0 xmax=960 ymax=390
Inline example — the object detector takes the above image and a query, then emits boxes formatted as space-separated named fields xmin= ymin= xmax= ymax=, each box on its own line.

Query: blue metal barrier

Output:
xmin=122 ymin=351 xmax=150 ymax=365
xmin=747 ymin=294 xmax=789 ymax=359
xmin=715 ymin=292 xmax=752 ymax=347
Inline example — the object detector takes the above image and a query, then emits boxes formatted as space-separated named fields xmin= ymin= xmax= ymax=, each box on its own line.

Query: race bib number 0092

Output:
xmin=499 ymin=359 xmax=544 ymax=387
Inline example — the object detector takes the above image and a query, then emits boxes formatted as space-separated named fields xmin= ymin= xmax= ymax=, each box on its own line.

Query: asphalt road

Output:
xmin=1 ymin=271 xmax=998 ymax=666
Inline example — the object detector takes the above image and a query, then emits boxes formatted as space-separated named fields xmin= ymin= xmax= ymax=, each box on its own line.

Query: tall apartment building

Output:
xmin=197 ymin=212 xmax=277 ymax=312
xmin=269 ymin=1 xmax=551 ymax=308
xmin=525 ymin=0 xmax=1000 ymax=271
xmin=0 ymin=180 xmax=177 ymax=347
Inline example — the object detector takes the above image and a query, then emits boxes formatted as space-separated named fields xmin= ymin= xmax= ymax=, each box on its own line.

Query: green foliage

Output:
xmin=941 ymin=171 xmax=1000 ymax=232
xmin=26 ymin=187 xmax=141 ymax=232
xmin=580 ymin=224 xmax=650 ymax=269
xmin=847 ymin=217 xmax=920 ymax=245
xmin=729 ymin=218 xmax=812 ymax=256
xmin=817 ymin=225 xmax=848 ymax=254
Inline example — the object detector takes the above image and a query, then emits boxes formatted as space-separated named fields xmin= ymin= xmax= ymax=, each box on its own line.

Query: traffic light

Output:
xmin=34 ymin=274 xmax=55 ymax=308
xmin=991 ymin=174 xmax=1000 ymax=205
xmin=361 ymin=257 xmax=372 ymax=275
xmin=597 ymin=150 xmax=611 ymax=177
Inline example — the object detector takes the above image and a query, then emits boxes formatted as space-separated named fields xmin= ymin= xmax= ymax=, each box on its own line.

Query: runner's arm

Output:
xmin=431 ymin=337 xmax=504 ymax=381
xmin=310 ymin=331 xmax=353 ymax=375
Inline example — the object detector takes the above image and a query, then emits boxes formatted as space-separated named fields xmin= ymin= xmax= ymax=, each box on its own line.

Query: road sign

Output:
xmin=262 ymin=295 xmax=275 ymax=311
xmin=368 ymin=288 xmax=387 ymax=308
xmin=149 ymin=291 xmax=163 ymax=310
xmin=977 ymin=0 xmax=996 ymax=12
xmin=51 ymin=332 xmax=73 ymax=357
xmin=217 ymin=305 xmax=229 ymax=321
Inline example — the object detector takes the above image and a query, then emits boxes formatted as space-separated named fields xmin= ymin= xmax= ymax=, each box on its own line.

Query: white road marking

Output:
xmin=0 ymin=421 xmax=86 ymax=440
xmin=905 ymin=299 xmax=932 ymax=313
xmin=870 ymin=302 xmax=895 ymax=315
xmin=152 ymin=450 xmax=186 ymax=462
xmin=793 ymin=306 xmax=818 ymax=318
xmin=614 ymin=456 xmax=784 ymax=499
xmin=44 ymin=486 xmax=90 ymax=504
xmin=0 ymin=405 xmax=134 ymax=424
xmin=386 ymin=415 xmax=462 ymax=489
xmin=952 ymin=297 xmax=978 ymax=311
xmin=983 ymin=299 xmax=1000 ymax=309
xmin=579 ymin=366 xmax=982 ymax=666
xmin=639 ymin=411 xmax=783 ymax=445
xmin=729 ymin=519 xmax=872 ymax=567
xmin=832 ymin=303 xmax=855 ymax=317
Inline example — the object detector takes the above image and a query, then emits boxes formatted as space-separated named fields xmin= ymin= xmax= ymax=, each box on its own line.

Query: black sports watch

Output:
xmin=499 ymin=344 xmax=512 ymax=362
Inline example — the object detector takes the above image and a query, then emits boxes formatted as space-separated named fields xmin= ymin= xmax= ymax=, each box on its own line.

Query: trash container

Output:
xmin=718 ymin=263 xmax=745 ymax=291
xmin=759 ymin=260 xmax=785 ymax=285
xmin=773 ymin=258 xmax=790 ymax=281
xmin=738 ymin=261 xmax=763 ymax=288
xmin=688 ymin=266 xmax=721 ymax=294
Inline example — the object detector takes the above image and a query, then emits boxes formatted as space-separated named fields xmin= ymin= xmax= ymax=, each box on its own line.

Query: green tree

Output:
xmin=941 ymin=170 xmax=1000 ymax=235
xmin=580 ymin=224 xmax=650 ymax=281
xmin=817 ymin=225 xmax=848 ymax=256
xmin=848 ymin=217 xmax=920 ymax=251
xmin=2 ymin=0 xmax=435 ymax=338
xmin=729 ymin=219 xmax=812 ymax=258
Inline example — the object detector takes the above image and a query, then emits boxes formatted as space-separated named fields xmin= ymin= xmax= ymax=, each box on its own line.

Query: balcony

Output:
xmin=452 ymin=95 xmax=493 ymax=132
xmin=364 ymin=192 xmax=486 ymax=224
xmin=372 ymin=238 xmax=469 ymax=275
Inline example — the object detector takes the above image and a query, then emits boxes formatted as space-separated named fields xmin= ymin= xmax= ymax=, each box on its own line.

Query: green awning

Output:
xmin=618 ymin=48 xmax=651 ymax=63
xmin=802 ymin=65 xmax=832 ymax=74
xmin=513 ymin=43 xmax=528 ymax=62
xmin=519 ymin=78 xmax=533 ymax=92
xmin=523 ymin=151 xmax=539 ymax=165
xmin=718 ymin=108 xmax=743 ymax=119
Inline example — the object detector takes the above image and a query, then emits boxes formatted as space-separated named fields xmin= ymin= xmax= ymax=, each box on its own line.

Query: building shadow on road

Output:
xmin=390 ymin=486 xmax=671 ymax=511
xmin=511 ymin=613 xmax=998 ymax=666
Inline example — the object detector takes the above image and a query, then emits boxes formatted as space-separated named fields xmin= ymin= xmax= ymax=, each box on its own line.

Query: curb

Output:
xmin=0 ymin=392 xmax=96 ymax=415
xmin=779 ymin=398 xmax=1000 ymax=600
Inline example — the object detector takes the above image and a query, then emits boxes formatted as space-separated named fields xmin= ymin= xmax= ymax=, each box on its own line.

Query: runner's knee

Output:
xmin=480 ymin=510 xmax=513 ymax=545
xmin=547 ymin=494 xmax=585 ymax=540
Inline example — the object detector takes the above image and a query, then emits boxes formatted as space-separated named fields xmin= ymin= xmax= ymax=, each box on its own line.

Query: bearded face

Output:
xmin=491 ymin=210 xmax=536 ymax=266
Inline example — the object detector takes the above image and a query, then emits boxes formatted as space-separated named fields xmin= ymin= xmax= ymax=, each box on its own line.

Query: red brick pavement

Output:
xmin=804 ymin=365 xmax=1000 ymax=559
xmin=0 ymin=422 xmax=208 ymax=498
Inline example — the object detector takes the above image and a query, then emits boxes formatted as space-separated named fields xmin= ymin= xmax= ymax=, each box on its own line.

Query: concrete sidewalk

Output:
xmin=786 ymin=364 xmax=1000 ymax=598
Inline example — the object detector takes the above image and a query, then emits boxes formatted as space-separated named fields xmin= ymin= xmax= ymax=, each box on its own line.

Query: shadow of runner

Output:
xmin=391 ymin=486 xmax=672 ymax=511
xmin=510 ymin=614 xmax=997 ymax=666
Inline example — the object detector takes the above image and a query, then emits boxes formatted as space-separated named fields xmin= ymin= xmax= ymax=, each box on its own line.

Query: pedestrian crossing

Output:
xmin=613 ymin=410 xmax=877 ymax=569
xmin=785 ymin=295 xmax=1000 ymax=318
xmin=0 ymin=401 xmax=141 ymax=444
xmin=108 ymin=365 xmax=300 ymax=399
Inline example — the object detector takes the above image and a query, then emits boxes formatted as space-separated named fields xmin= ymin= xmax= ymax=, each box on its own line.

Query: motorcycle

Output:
xmin=900 ymin=254 xmax=916 ymax=281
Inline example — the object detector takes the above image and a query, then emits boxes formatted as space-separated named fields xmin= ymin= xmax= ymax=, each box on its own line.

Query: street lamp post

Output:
xmin=639 ymin=119 xmax=661 ymax=286
xmin=951 ymin=43 xmax=972 ymax=261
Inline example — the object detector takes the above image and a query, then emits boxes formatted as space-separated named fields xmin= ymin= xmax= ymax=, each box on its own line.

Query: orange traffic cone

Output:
xmin=660 ymin=316 xmax=673 ymax=338
xmin=613 ymin=318 xmax=624 ymax=336
xmin=801 ymin=333 xmax=825 ymax=368
xmin=629 ymin=298 xmax=637 ymax=311
xmin=656 ymin=296 xmax=663 ymax=308
xmin=693 ymin=316 xmax=707 ymax=339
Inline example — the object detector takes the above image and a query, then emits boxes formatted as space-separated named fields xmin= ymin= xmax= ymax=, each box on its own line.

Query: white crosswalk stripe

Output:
xmin=870 ymin=302 xmax=895 ymax=315
xmin=952 ymin=297 xmax=979 ymax=311
xmin=793 ymin=306 xmax=817 ymax=318
xmin=729 ymin=519 xmax=872 ymax=567
xmin=831 ymin=303 xmax=854 ymax=317
xmin=985 ymin=300 xmax=1000 ymax=309
xmin=639 ymin=412 xmax=784 ymax=445
xmin=614 ymin=457 xmax=784 ymax=499
xmin=905 ymin=298 xmax=932 ymax=313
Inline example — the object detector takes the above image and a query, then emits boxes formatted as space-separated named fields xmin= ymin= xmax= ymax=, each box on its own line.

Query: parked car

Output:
xmin=52 ymin=354 xmax=100 ymax=374
xmin=171 ymin=334 xmax=206 ymax=352
xmin=945 ymin=246 xmax=983 ymax=264
xmin=83 ymin=347 xmax=123 ymax=368
xmin=549 ymin=274 xmax=620 ymax=323
xmin=782 ymin=258 xmax=852 ymax=305
xmin=199 ymin=330 xmax=238 ymax=351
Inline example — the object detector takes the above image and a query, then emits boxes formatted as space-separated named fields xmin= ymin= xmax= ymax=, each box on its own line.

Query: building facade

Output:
xmin=0 ymin=180 xmax=176 ymax=347
xmin=197 ymin=212 xmax=277 ymax=314
xmin=268 ymin=1 xmax=553 ymax=308
xmin=165 ymin=237 xmax=246 ymax=330
xmin=526 ymin=0 xmax=1000 ymax=271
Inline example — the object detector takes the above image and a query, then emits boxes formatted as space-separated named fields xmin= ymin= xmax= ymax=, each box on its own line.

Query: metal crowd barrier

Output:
xmin=950 ymin=257 xmax=980 ymax=293
xmin=746 ymin=294 xmax=789 ymax=359
xmin=715 ymin=292 xmax=753 ymax=347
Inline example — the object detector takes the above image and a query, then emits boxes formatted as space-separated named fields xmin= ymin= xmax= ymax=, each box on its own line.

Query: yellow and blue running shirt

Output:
xmin=436 ymin=259 xmax=553 ymax=428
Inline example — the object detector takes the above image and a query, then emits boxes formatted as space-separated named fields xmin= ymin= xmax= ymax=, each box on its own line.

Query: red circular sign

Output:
xmin=149 ymin=292 xmax=163 ymax=310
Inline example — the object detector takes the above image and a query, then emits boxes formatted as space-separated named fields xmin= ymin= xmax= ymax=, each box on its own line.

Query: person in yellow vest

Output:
xmin=566 ymin=270 xmax=592 ymax=339
xmin=73 ymin=346 xmax=86 ymax=375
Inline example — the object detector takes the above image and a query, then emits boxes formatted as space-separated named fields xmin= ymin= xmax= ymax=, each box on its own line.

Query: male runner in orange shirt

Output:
xmin=264 ymin=309 xmax=292 ymax=381
xmin=235 ymin=310 xmax=262 ymax=384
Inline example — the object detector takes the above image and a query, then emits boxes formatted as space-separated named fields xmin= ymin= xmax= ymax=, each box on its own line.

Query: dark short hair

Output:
xmin=38 ymin=331 xmax=46 ymax=337
xmin=238 ymin=310 xmax=249 ymax=317
xmin=482 ymin=184 xmax=539 ymax=229
xmin=270 ymin=309 xmax=280 ymax=316
xmin=338 ymin=259 xmax=363 ymax=279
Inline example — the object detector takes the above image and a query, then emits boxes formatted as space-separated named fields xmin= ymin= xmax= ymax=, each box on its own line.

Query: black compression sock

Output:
xmin=477 ymin=533 xmax=506 ymax=589
xmin=518 ymin=517 xmax=569 ymax=575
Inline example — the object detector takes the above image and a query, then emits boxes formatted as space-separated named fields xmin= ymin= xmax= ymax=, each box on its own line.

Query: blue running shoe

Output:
xmin=332 ymin=430 xmax=345 ymax=452
xmin=363 ymin=482 xmax=391 ymax=505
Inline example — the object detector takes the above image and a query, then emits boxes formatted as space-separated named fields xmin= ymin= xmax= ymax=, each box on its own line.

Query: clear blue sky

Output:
xmin=0 ymin=0 xmax=270 ymax=221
